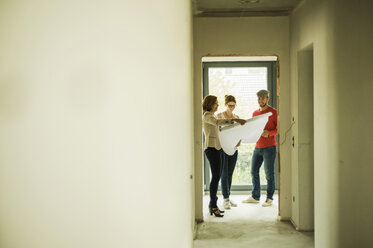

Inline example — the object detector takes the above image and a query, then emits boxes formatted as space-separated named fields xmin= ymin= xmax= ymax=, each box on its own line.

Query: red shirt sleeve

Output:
xmin=268 ymin=128 xmax=277 ymax=136
xmin=266 ymin=108 xmax=277 ymax=136
xmin=268 ymin=109 xmax=277 ymax=136
xmin=253 ymin=107 xmax=278 ymax=148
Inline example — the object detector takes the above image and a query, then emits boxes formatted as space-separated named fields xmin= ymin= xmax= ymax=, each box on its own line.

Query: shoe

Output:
xmin=208 ymin=204 xmax=224 ymax=213
xmin=262 ymin=198 xmax=273 ymax=207
xmin=209 ymin=207 xmax=224 ymax=217
xmin=224 ymin=199 xmax=231 ymax=210
xmin=229 ymin=199 xmax=237 ymax=207
xmin=242 ymin=196 xmax=259 ymax=203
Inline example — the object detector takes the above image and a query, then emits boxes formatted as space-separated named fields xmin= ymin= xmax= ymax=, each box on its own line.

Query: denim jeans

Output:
xmin=221 ymin=150 xmax=238 ymax=199
xmin=205 ymin=147 xmax=223 ymax=208
xmin=251 ymin=146 xmax=277 ymax=200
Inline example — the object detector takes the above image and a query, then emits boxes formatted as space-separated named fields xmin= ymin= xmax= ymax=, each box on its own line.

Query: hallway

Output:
xmin=1 ymin=0 xmax=373 ymax=247
xmin=194 ymin=194 xmax=314 ymax=248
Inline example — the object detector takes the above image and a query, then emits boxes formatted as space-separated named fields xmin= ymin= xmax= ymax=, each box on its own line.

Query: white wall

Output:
xmin=0 ymin=1 xmax=193 ymax=247
xmin=292 ymin=47 xmax=314 ymax=230
xmin=193 ymin=16 xmax=291 ymax=221
xmin=290 ymin=0 xmax=373 ymax=246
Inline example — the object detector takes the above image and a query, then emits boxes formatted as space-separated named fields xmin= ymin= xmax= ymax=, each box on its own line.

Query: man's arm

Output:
xmin=266 ymin=111 xmax=278 ymax=136
xmin=268 ymin=129 xmax=278 ymax=136
xmin=262 ymin=111 xmax=277 ymax=137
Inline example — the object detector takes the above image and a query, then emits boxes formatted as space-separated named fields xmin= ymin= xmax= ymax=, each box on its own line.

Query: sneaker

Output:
xmin=242 ymin=196 xmax=259 ymax=203
xmin=224 ymin=199 xmax=231 ymax=209
xmin=229 ymin=199 xmax=237 ymax=207
xmin=262 ymin=198 xmax=273 ymax=207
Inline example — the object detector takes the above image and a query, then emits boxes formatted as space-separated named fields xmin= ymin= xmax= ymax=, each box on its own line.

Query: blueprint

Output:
xmin=218 ymin=112 xmax=272 ymax=155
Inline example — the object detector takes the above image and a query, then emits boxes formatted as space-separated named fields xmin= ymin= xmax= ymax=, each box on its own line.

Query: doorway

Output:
xmin=202 ymin=58 xmax=278 ymax=198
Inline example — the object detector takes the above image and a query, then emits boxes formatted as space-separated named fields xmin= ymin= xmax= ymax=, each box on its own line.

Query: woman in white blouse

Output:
xmin=202 ymin=95 xmax=245 ymax=217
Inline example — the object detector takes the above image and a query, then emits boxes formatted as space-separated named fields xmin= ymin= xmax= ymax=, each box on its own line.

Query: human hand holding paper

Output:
xmin=261 ymin=130 xmax=270 ymax=138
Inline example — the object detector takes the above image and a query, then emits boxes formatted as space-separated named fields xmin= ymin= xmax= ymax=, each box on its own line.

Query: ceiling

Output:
xmin=193 ymin=0 xmax=303 ymax=17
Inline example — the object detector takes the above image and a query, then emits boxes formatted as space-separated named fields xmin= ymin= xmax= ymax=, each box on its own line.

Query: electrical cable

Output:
xmin=280 ymin=120 xmax=295 ymax=146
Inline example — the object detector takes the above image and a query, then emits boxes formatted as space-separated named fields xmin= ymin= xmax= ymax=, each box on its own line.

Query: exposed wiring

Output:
xmin=280 ymin=120 xmax=295 ymax=146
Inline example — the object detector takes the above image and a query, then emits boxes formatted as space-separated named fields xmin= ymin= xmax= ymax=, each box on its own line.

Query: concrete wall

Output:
xmin=290 ymin=0 xmax=373 ymax=246
xmin=0 ymin=1 xmax=193 ymax=247
xmin=193 ymin=16 xmax=291 ymax=221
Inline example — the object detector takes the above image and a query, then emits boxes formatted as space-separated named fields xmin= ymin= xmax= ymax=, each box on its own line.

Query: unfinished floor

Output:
xmin=194 ymin=194 xmax=314 ymax=248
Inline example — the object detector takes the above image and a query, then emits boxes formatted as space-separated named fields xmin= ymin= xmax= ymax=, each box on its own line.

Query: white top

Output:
xmin=217 ymin=111 xmax=239 ymax=120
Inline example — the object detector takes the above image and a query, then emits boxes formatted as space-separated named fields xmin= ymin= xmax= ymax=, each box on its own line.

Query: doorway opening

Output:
xmin=201 ymin=56 xmax=279 ymax=217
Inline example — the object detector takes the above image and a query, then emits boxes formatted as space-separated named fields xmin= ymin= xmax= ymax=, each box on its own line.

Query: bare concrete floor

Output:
xmin=194 ymin=194 xmax=314 ymax=248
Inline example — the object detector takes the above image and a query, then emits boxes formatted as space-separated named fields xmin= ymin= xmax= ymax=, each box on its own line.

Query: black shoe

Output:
xmin=209 ymin=204 xmax=225 ymax=213
xmin=209 ymin=207 xmax=224 ymax=217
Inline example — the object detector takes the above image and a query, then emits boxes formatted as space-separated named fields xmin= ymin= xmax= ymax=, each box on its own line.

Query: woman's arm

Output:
xmin=204 ymin=113 xmax=246 ymax=126
xmin=204 ymin=113 xmax=234 ymax=126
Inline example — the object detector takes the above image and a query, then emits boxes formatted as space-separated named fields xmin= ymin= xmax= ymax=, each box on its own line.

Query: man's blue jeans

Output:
xmin=221 ymin=150 xmax=238 ymax=199
xmin=251 ymin=146 xmax=277 ymax=200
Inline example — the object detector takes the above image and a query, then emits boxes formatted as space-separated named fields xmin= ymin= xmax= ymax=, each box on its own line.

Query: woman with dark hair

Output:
xmin=202 ymin=95 xmax=246 ymax=217
xmin=217 ymin=95 xmax=241 ymax=210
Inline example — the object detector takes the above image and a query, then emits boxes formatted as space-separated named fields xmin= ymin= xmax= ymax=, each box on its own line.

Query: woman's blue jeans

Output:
xmin=221 ymin=150 xmax=238 ymax=199
xmin=251 ymin=146 xmax=277 ymax=200
xmin=205 ymin=148 xmax=222 ymax=208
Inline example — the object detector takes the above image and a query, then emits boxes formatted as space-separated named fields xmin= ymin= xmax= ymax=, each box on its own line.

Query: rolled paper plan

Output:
xmin=218 ymin=112 xmax=272 ymax=155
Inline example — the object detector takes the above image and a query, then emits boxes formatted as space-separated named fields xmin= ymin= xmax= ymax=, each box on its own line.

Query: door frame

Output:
xmin=202 ymin=61 xmax=278 ymax=192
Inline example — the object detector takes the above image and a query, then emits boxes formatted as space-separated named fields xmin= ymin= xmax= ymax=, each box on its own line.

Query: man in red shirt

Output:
xmin=242 ymin=89 xmax=277 ymax=207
